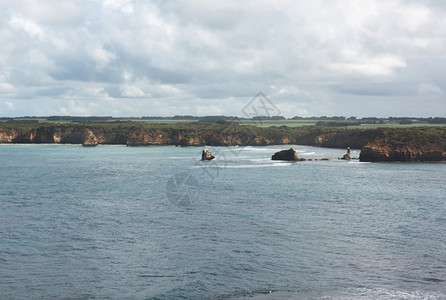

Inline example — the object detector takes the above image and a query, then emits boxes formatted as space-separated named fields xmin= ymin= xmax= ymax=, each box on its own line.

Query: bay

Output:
xmin=0 ymin=144 xmax=445 ymax=299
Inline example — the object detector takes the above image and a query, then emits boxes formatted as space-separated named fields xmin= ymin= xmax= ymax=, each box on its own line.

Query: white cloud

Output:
xmin=418 ymin=83 xmax=445 ymax=96
xmin=122 ymin=85 xmax=145 ymax=98
xmin=103 ymin=0 xmax=134 ymax=14
xmin=5 ymin=101 xmax=15 ymax=110
xmin=9 ymin=16 xmax=44 ymax=39
xmin=4 ymin=0 xmax=86 ymax=26
xmin=58 ymin=100 xmax=99 ymax=116
xmin=330 ymin=53 xmax=407 ymax=76
xmin=86 ymin=44 xmax=117 ymax=69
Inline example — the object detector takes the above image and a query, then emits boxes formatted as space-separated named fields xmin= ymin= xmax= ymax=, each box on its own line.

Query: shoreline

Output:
xmin=1 ymin=143 xmax=445 ymax=163
xmin=1 ymin=122 xmax=445 ymax=162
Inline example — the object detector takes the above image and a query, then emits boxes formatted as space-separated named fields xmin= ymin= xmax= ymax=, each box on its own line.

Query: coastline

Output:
xmin=1 ymin=122 xmax=445 ymax=162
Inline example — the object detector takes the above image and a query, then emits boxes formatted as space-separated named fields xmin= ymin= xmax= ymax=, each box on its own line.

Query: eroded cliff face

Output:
xmin=306 ymin=130 xmax=375 ymax=149
xmin=10 ymin=126 xmax=86 ymax=144
xmin=0 ymin=129 xmax=22 ymax=143
xmin=83 ymin=129 xmax=99 ymax=146
xmin=360 ymin=139 xmax=446 ymax=162
xmin=126 ymin=129 xmax=175 ymax=146
xmin=1 ymin=124 xmax=369 ymax=147
xmin=1 ymin=126 xmax=129 ymax=145
xmin=1 ymin=124 xmax=445 ymax=162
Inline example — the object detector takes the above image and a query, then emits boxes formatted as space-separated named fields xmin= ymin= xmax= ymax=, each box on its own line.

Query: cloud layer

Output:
xmin=0 ymin=0 xmax=445 ymax=117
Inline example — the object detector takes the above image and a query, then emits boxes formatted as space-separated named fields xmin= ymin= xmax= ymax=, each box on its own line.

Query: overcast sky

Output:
xmin=1 ymin=0 xmax=445 ymax=117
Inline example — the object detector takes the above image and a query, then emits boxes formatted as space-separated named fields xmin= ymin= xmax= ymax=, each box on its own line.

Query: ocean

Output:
xmin=1 ymin=144 xmax=445 ymax=299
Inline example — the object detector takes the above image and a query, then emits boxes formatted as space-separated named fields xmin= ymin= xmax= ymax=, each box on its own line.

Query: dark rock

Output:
xmin=272 ymin=148 xmax=301 ymax=161
xmin=201 ymin=149 xmax=215 ymax=160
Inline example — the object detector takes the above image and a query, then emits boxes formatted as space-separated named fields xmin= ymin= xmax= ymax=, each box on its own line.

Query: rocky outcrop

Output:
xmin=0 ymin=129 xmax=22 ymax=143
xmin=341 ymin=147 xmax=351 ymax=160
xmin=359 ymin=127 xmax=446 ymax=162
xmin=126 ymin=129 xmax=176 ymax=146
xmin=83 ymin=129 xmax=98 ymax=147
xmin=272 ymin=148 xmax=302 ymax=161
xmin=360 ymin=139 xmax=446 ymax=162
xmin=0 ymin=123 xmax=372 ymax=148
xmin=305 ymin=130 xmax=375 ymax=149
xmin=1 ymin=123 xmax=445 ymax=162
xmin=201 ymin=149 xmax=215 ymax=160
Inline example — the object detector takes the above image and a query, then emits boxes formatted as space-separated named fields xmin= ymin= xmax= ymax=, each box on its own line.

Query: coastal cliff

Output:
xmin=1 ymin=122 xmax=445 ymax=162
xmin=0 ymin=123 xmax=372 ymax=147
xmin=359 ymin=128 xmax=446 ymax=162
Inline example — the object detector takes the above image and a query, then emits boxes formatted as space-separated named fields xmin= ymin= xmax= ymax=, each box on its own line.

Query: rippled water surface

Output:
xmin=1 ymin=144 xmax=445 ymax=299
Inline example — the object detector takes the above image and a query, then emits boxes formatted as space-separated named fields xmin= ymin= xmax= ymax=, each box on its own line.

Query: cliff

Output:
xmin=359 ymin=127 xmax=446 ymax=162
xmin=1 ymin=122 xmax=445 ymax=162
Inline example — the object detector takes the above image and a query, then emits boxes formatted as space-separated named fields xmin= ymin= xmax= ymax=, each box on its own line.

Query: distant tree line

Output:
xmin=316 ymin=121 xmax=361 ymax=127
xmin=47 ymin=116 xmax=114 ymax=122
xmin=1 ymin=115 xmax=446 ymax=124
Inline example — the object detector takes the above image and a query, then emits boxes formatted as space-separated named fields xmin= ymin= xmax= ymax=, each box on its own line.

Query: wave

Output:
xmin=299 ymin=151 xmax=316 ymax=155
xmin=227 ymin=288 xmax=446 ymax=299
xmin=223 ymin=164 xmax=293 ymax=168
xmin=237 ymin=147 xmax=292 ymax=152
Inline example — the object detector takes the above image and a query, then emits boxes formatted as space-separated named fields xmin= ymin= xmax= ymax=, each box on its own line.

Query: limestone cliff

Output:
xmin=0 ymin=129 xmax=22 ymax=143
xmin=1 ymin=123 xmax=445 ymax=162
xmin=83 ymin=129 xmax=99 ymax=146
xmin=359 ymin=128 xmax=446 ymax=162
xmin=126 ymin=129 xmax=175 ymax=146
xmin=360 ymin=139 xmax=446 ymax=162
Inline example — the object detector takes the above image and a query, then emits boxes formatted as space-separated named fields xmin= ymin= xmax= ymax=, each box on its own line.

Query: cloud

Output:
xmin=0 ymin=0 xmax=445 ymax=117
xmin=418 ymin=83 xmax=444 ymax=96
xmin=5 ymin=101 xmax=16 ymax=110
xmin=103 ymin=0 xmax=134 ymax=14
xmin=3 ymin=0 xmax=86 ymax=26
xmin=9 ymin=15 xmax=45 ymax=39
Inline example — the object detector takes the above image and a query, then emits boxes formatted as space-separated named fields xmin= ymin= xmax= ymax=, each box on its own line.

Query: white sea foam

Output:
xmin=223 ymin=163 xmax=293 ymax=168
xmin=228 ymin=288 xmax=446 ymax=300
xmin=299 ymin=151 xmax=316 ymax=155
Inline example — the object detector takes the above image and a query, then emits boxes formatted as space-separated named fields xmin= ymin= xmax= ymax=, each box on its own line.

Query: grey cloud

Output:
xmin=49 ymin=57 xmax=123 ymax=84
xmin=332 ymin=83 xmax=417 ymax=97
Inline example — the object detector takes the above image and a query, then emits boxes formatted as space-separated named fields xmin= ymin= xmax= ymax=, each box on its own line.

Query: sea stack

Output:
xmin=201 ymin=149 xmax=215 ymax=160
xmin=82 ymin=129 xmax=99 ymax=147
xmin=341 ymin=147 xmax=351 ymax=160
xmin=271 ymin=148 xmax=301 ymax=161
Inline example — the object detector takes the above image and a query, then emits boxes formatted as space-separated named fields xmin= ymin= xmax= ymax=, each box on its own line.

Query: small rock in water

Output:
xmin=341 ymin=147 xmax=351 ymax=160
xmin=271 ymin=148 xmax=302 ymax=161
xmin=201 ymin=149 xmax=215 ymax=160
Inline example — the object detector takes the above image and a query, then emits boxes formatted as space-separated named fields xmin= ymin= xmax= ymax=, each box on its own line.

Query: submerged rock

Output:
xmin=271 ymin=148 xmax=301 ymax=161
xmin=201 ymin=149 xmax=215 ymax=160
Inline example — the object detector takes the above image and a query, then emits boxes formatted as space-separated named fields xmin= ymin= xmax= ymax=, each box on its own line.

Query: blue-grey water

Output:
xmin=1 ymin=144 xmax=445 ymax=299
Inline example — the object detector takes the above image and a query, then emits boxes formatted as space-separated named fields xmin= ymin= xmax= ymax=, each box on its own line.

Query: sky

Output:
xmin=0 ymin=0 xmax=445 ymax=118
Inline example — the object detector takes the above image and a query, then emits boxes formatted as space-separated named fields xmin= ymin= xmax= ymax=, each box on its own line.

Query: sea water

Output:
xmin=0 ymin=144 xmax=445 ymax=299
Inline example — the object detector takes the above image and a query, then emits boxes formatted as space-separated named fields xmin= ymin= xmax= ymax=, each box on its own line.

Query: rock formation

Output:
xmin=0 ymin=129 xmax=21 ymax=143
xmin=360 ymin=139 xmax=446 ymax=162
xmin=341 ymin=147 xmax=351 ymax=160
xmin=201 ymin=149 xmax=215 ymax=160
xmin=82 ymin=129 xmax=99 ymax=147
xmin=1 ymin=123 xmax=445 ymax=162
xmin=271 ymin=148 xmax=301 ymax=161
